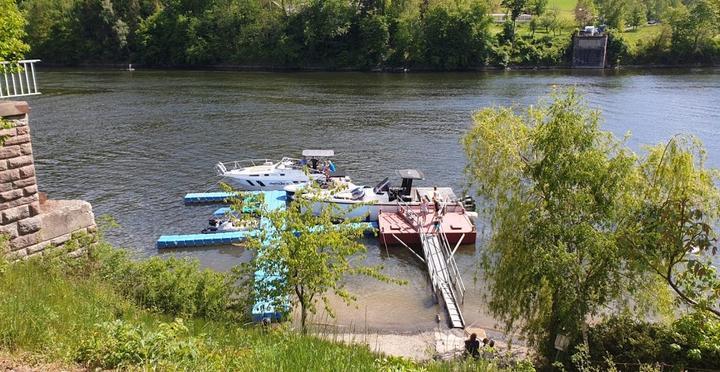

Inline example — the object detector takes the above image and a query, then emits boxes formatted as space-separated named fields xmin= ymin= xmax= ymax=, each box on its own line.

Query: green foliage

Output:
xmin=463 ymin=90 xmax=636 ymax=359
xmin=464 ymin=90 xmax=720 ymax=362
xmin=622 ymin=136 xmax=720 ymax=317
xmin=627 ymin=0 xmax=647 ymax=29
xmin=0 ymin=254 xmax=436 ymax=370
xmin=666 ymin=0 xmax=720 ymax=62
xmin=420 ymin=2 xmax=493 ymax=69
xmin=241 ymin=183 xmax=404 ymax=331
xmin=606 ymin=30 xmax=629 ymax=65
xmin=77 ymin=318 xmax=220 ymax=369
xmin=574 ymin=0 xmax=596 ymax=26
xmin=584 ymin=314 xmax=720 ymax=369
xmin=491 ymin=34 xmax=571 ymax=66
xmin=359 ymin=14 xmax=390 ymax=67
xmin=595 ymin=0 xmax=627 ymax=29
xmin=0 ymin=0 xmax=29 ymax=64
xmin=0 ymin=260 xmax=139 ymax=360
xmin=87 ymin=242 xmax=248 ymax=320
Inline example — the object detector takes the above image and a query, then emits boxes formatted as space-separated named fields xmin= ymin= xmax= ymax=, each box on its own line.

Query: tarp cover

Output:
xmin=302 ymin=149 xmax=334 ymax=157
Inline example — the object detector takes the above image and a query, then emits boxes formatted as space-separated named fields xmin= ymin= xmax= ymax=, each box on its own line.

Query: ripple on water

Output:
xmin=25 ymin=68 xmax=720 ymax=331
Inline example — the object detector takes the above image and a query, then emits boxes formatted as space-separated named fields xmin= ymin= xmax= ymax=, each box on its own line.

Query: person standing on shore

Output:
xmin=464 ymin=333 xmax=480 ymax=359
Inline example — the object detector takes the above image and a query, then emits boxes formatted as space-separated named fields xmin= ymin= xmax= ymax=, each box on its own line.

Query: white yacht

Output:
xmin=216 ymin=150 xmax=340 ymax=191
xmin=285 ymin=169 xmax=465 ymax=222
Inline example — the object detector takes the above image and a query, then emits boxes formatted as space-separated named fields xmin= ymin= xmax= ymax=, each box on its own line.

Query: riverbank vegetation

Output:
xmin=4 ymin=0 xmax=718 ymax=69
xmin=463 ymin=90 xmax=720 ymax=369
xmin=0 ymin=236 xmax=527 ymax=371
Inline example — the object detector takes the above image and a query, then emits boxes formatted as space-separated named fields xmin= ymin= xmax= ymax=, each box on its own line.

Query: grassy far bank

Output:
xmin=0 ymin=237 xmax=524 ymax=371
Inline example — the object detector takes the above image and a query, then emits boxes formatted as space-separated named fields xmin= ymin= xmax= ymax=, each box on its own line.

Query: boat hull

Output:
xmin=223 ymin=174 xmax=323 ymax=191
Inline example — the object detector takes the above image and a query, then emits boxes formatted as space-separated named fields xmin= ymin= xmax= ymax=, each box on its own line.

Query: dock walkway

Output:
xmin=381 ymin=202 xmax=466 ymax=329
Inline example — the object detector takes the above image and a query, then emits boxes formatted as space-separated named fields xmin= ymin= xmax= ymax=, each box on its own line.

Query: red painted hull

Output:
xmin=378 ymin=207 xmax=476 ymax=248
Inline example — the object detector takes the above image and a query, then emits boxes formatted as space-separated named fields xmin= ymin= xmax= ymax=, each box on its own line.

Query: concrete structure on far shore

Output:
xmin=0 ymin=101 xmax=96 ymax=260
xmin=572 ymin=33 xmax=609 ymax=68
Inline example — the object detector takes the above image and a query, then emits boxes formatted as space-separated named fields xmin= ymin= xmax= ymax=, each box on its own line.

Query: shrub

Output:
xmin=86 ymin=242 xmax=249 ymax=320
xmin=77 ymin=318 xmax=221 ymax=370
xmin=584 ymin=314 xmax=720 ymax=370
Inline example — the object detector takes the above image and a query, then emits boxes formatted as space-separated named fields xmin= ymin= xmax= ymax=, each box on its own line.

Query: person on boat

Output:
xmin=420 ymin=197 xmax=429 ymax=223
xmin=464 ymin=333 xmax=480 ymax=359
xmin=433 ymin=215 xmax=442 ymax=234
xmin=433 ymin=194 xmax=441 ymax=218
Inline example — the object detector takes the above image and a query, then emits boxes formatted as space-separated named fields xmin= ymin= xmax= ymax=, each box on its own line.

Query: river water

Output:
xmin=24 ymin=68 xmax=720 ymax=333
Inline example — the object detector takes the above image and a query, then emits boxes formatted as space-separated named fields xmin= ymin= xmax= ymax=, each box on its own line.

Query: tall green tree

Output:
xmin=463 ymin=90 xmax=636 ymax=359
xmin=0 ymin=0 xmax=29 ymax=63
xmin=243 ymin=184 xmax=402 ymax=332
xmin=627 ymin=0 xmax=647 ymax=29
xmin=575 ymin=0 xmax=596 ymax=26
xmin=668 ymin=0 xmax=720 ymax=56
xmin=501 ymin=0 xmax=528 ymax=39
xmin=420 ymin=2 xmax=492 ymax=69
xmin=623 ymin=136 xmax=720 ymax=318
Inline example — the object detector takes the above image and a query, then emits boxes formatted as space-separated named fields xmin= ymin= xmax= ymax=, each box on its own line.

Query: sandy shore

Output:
xmin=313 ymin=326 xmax=529 ymax=361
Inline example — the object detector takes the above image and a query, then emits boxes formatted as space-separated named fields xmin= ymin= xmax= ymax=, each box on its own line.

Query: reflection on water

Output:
xmin=25 ymin=68 xmax=720 ymax=331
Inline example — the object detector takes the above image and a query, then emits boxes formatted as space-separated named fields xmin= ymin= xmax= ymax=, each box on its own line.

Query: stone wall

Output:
xmin=0 ymin=101 xmax=96 ymax=260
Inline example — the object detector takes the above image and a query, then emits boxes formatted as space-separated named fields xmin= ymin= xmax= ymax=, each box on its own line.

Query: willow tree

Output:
xmin=463 ymin=90 xmax=636 ymax=359
xmin=240 ymin=183 xmax=402 ymax=332
xmin=623 ymin=136 xmax=720 ymax=318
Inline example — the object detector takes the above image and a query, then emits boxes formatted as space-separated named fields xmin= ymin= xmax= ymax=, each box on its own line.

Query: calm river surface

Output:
xmin=24 ymin=68 xmax=720 ymax=332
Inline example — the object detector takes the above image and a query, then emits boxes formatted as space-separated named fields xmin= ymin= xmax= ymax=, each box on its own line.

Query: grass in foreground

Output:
xmin=0 ymin=243 xmax=523 ymax=371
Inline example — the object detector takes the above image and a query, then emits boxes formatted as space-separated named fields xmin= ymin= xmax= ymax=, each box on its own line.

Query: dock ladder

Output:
xmin=395 ymin=199 xmax=466 ymax=328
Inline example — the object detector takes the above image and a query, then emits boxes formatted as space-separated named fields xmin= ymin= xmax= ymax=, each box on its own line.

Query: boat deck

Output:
xmin=378 ymin=206 xmax=475 ymax=247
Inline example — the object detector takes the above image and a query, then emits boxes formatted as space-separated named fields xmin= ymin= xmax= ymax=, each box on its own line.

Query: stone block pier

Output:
xmin=0 ymin=101 xmax=96 ymax=260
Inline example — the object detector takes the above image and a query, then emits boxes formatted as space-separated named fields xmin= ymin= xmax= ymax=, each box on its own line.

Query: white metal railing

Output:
xmin=0 ymin=60 xmax=41 ymax=99
xmin=216 ymin=157 xmax=325 ymax=176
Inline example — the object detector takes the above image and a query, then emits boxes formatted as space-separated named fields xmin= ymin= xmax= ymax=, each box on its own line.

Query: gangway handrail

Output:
xmin=396 ymin=196 xmax=465 ymax=327
xmin=436 ymin=206 xmax=466 ymax=305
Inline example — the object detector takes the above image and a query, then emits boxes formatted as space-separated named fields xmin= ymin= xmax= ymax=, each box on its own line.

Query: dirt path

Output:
xmin=0 ymin=353 xmax=84 ymax=372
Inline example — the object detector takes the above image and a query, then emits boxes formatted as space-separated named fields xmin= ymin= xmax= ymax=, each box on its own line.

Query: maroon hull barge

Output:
xmin=378 ymin=205 xmax=476 ymax=248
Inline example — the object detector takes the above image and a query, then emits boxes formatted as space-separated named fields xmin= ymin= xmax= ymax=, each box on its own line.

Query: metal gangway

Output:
xmin=395 ymin=199 xmax=466 ymax=328
xmin=0 ymin=60 xmax=41 ymax=99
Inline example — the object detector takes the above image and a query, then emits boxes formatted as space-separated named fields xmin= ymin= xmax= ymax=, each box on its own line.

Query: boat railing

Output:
xmin=217 ymin=159 xmax=277 ymax=171
xmin=0 ymin=60 xmax=41 ymax=99
xmin=216 ymin=157 xmax=326 ymax=176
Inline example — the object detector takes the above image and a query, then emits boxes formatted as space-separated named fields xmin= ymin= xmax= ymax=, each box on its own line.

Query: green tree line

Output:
xmin=12 ymin=0 xmax=478 ymax=68
xmin=5 ymin=0 xmax=719 ymax=69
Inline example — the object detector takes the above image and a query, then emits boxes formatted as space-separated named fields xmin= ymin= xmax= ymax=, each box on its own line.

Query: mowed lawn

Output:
xmin=548 ymin=0 xmax=576 ymax=11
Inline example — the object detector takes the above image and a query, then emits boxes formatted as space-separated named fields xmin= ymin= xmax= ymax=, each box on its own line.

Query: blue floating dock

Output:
xmin=156 ymin=231 xmax=254 ymax=248
xmin=251 ymin=191 xmax=289 ymax=322
xmin=161 ymin=190 xmax=379 ymax=323
xmin=184 ymin=192 xmax=238 ymax=205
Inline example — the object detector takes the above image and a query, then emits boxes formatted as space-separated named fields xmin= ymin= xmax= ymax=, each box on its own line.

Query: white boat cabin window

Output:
xmin=247 ymin=181 xmax=255 ymax=186
xmin=250 ymin=174 xmax=259 ymax=177
xmin=257 ymin=181 xmax=266 ymax=187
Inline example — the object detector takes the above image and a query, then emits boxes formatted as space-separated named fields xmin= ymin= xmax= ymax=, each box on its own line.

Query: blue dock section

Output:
xmin=250 ymin=190 xmax=289 ymax=322
xmin=156 ymin=231 xmax=254 ymax=248
xmin=159 ymin=190 xmax=379 ymax=323
xmin=184 ymin=192 xmax=237 ymax=205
